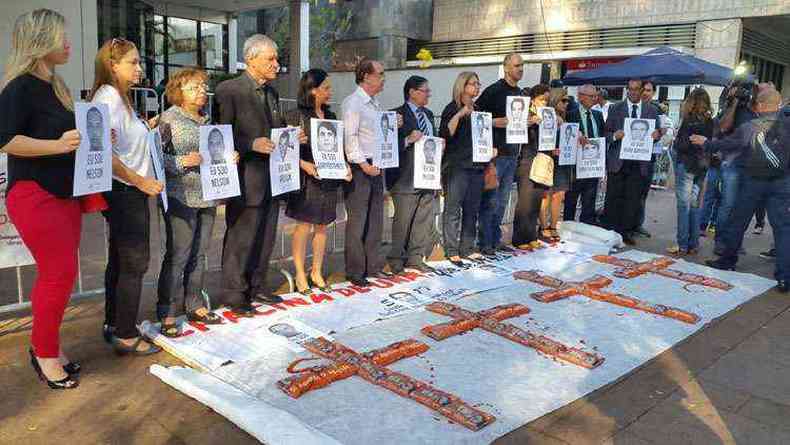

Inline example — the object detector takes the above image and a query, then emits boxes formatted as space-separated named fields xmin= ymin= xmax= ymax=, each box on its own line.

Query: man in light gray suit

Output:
xmin=602 ymin=79 xmax=661 ymax=245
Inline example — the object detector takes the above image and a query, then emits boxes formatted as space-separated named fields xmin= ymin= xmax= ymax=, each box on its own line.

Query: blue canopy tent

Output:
xmin=561 ymin=46 xmax=734 ymax=86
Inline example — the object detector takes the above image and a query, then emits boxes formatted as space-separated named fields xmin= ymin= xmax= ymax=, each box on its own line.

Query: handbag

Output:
xmin=529 ymin=152 xmax=554 ymax=186
xmin=483 ymin=162 xmax=498 ymax=191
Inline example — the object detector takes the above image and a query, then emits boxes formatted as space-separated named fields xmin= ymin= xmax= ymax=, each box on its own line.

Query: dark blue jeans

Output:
xmin=673 ymin=160 xmax=704 ymax=251
xmin=478 ymin=156 xmax=517 ymax=249
xmin=717 ymin=173 xmax=790 ymax=281
xmin=699 ymin=165 xmax=721 ymax=229
xmin=714 ymin=161 xmax=740 ymax=250
xmin=442 ymin=167 xmax=484 ymax=257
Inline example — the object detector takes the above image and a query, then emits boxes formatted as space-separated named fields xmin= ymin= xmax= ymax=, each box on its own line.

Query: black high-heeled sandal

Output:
xmin=63 ymin=361 xmax=81 ymax=375
xmin=308 ymin=275 xmax=332 ymax=293
xmin=186 ymin=311 xmax=224 ymax=325
xmin=29 ymin=348 xmax=79 ymax=390
xmin=448 ymin=257 xmax=465 ymax=267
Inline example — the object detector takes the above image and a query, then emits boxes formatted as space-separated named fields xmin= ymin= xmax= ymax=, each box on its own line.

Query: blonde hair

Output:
xmin=88 ymin=38 xmax=138 ymax=112
xmin=548 ymin=88 xmax=568 ymax=118
xmin=452 ymin=72 xmax=478 ymax=107
xmin=680 ymin=88 xmax=712 ymax=122
xmin=1 ymin=9 xmax=73 ymax=111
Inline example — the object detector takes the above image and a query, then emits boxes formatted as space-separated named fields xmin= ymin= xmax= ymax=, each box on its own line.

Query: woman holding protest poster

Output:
xmin=538 ymin=88 xmax=573 ymax=242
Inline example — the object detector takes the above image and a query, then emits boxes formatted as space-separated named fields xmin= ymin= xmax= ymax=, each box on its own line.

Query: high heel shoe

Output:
xmin=308 ymin=275 xmax=332 ymax=293
xmin=29 ymin=348 xmax=79 ymax=390
xmin=63 ymin=361 xmax=81 ymax=375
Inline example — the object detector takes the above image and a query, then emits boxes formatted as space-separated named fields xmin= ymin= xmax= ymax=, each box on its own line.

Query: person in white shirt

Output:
xmin=89 ymin=38 xmax=163 ymax=355
xmin=342 ymin=59 xmax=400 ymax=286
xmin=592 ymin=89 xmax=612 ymax=122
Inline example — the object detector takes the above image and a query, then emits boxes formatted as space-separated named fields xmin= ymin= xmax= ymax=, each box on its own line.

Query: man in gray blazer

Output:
xmin=603 ymin=79 xmax=661 ymax=244
xmin=215 ymin=34 xmax=306 ymax=314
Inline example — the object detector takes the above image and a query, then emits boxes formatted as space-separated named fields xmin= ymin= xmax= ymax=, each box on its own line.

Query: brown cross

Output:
xmin=513 ymin=270 xmax=700 ymax=324
xmin=593 ymin=255 xmax=733 ymax=291
xmin=277 ymin=337 xmax=495 ymax=431
xmin=421 ymin=302 xmax=604 ymax=369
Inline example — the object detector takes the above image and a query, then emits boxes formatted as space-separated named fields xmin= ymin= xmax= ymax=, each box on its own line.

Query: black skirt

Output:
xmin=286 ymin=175 xmax=340 ymax=225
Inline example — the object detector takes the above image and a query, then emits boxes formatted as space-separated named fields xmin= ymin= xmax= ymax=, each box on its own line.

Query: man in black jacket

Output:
xmin=691 ymin=89 xmax=789 ymax=292
xmin=387 ymin=76 xmax=437 ymax=273
xmin=215 ymin=34 xmax=306 ymax=313
xmin=564 ymin=84 xmax=605 ymax=225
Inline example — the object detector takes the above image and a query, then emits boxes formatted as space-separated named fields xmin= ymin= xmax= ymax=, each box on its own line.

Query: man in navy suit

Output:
xmin=386 ymin=76 xmax=438 ymax=274
xmin=564 ymin=84 xmax=606 ymax=225
xmin=602 ymin=79 xmax=661 ymax=244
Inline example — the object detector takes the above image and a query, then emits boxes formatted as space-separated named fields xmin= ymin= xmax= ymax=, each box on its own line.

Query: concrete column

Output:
xmin=695 ymin=19 xmax=742 ymax=68
xmin=287 ymin=0 xmax=309 ymax=98
xmin=229 ymin=16 xmax=238 ymax=73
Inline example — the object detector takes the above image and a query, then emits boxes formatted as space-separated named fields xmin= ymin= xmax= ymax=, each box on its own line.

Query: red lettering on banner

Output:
xmin=332 ymin=287 xmax=356 ymax=297
xmin=383 ymin=275 xmax=412 ymax=284
xmin=368 ymin=279 xmax=394 ymax=289
xmin=188 ymin=321 xmax=210 ymax=332
xmin=400 ymin=271 xmax=425 ymax=282
xmin=349 ymin=285 xmax=372 ymax=293
xmin=311 ymin=293 xmax=334 ymax=304
xmin=271 ymin=303 xmax=288 ymax=311
xmin=257 ymin=308 xmax=277 ymax=316
xmin=222 ymin=311 xmax=240 ymax=323
xmin=283 ymin=298 xmax=313 ymax=308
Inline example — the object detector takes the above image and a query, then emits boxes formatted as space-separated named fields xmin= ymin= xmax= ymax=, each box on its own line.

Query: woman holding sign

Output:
xmin=286 ymin=69 xmax=351 ymax=294
xmin=89 ymin=38 xmax=163 ymax=355
xmin=0 ymin=8 xmax=94 ymax=389
xmin=538 ymin=88 xmax=573 ymax=242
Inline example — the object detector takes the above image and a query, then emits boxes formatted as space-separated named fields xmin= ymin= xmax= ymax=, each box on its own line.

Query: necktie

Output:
xmin=631 ymin=104 xmax=638 ymax=119
xmin=417 ymin=108 xmax=430 ymax=135
xmin=585 ymin=109 xmax=595 ymax=138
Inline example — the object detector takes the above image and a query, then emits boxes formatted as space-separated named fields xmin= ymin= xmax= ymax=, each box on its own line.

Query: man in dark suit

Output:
xmin=215 ymin=34 xmax=306 ymax=314
xmin=387 ymin=76 xmax=437 ymax=273
xmin=603 ymin=79 xmax=661 ymax=244
xmin=564 ymin=84 xmax=606 ymax=225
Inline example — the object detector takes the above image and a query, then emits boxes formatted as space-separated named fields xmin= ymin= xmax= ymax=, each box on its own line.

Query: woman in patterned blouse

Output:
xmin=157 ymin=68 xmax=239 ymax=336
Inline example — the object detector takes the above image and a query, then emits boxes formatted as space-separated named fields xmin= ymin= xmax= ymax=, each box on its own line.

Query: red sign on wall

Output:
xmin=565 ymin=57 xmax=626 ymax=72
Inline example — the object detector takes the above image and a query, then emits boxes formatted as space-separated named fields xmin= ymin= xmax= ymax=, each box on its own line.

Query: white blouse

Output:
xmin=93 ymin=85 xmax=153 ymax=184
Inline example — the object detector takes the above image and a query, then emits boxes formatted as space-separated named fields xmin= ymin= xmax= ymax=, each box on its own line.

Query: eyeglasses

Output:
xmin=183 ymin=83 xmax=208 ymax=92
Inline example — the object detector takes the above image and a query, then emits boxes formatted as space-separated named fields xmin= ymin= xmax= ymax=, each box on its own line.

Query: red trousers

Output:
xmin=6 ymin=181 xmax=81 ymax=358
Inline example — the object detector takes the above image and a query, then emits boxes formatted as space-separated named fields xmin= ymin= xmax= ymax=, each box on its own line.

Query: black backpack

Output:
xmin=745 ymin=115 xmax=790 ymax=179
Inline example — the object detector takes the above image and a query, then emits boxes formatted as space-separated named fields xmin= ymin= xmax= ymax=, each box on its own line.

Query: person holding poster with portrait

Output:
xmin=387 ymin=76 xmax=439 ymax=274
xmin=285 ymin=69 xmax=351 ymax=294
xmin=602 ymin=79 xmax=661 ymax=244
xmin=269 ymin=127 xmax=300 ymax=196
xmin=73 ymin=103 xmax=112 ymax=196
xmin=538 ymin=89 xmax=573 ymax=242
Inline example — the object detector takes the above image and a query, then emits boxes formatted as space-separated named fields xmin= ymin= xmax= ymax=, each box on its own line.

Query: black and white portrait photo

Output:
xmin=207 ymin=128 xmax=226 ymax=165
xmin=621 ymin=117 xmax=655 ymax=161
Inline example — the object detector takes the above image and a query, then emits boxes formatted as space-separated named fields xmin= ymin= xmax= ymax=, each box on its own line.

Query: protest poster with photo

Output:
xmin=269 ymin=127 xmax=301 ymax=197
xmin=373 ymin=111 xmax=399 ymax=169
xmin=413 ymin=136 xmax=444 ymax=190
xmin=506 ymin=96 xmax=530 ymax=144
xmin=73 ymin=102 xmax=112 ymax=196
xmin=558 ymin=123 xmax=579 ymax=166
xmin=199 ymin=125 xmax=241 ymax=201
xmin=148 ymin=128 xmax=168 ymax=212
xmin=0 ymin=154 xmax=34 ymax=268
xmin=310 ymin=118 xmax=347 ymax=180
xmin=576 ymin=137 xmax=606 ymax=179
xmin=620 ymin=117 xmax=655 ymax=161
xmin=471 ymin=111 xmax=493 ymax=162
xmin=537 ymin=106 xmax=558 ymax=151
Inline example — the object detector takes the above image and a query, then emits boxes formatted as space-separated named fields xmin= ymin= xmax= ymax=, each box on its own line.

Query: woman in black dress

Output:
xmin=286 ymin=69 xmax=351 ymax=294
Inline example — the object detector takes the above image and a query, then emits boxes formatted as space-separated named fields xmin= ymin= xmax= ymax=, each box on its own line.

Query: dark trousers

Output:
xmin=344 ymin=164 xmax=384 ymax=280
xmin=478 ymin=156 xmax=517 ymax=249
xmin=563 ymin=178 xmax=599 ymax=225
xmin=512 ymin=157 xmax=545 ymax=246
xmin=603 ymin=163 xmax=645 ymax=236
xmin=157 ymin=198 xmax=216 ymax=319
xmin=220 ymin=195 xmax=280 ymax=306
xmin=718 ymin=173 xmax=790 ymax=281
xmin=753 ymin=203 xmax=766 ymax=228
xmin=388 ymin=191 xmax=436 ymax=270
xmin=637 ymin=161 xmax=656 ymax=227
xmin=103 ymin=181 xmax=151 ymax=339
xmin=442 ymin=167 xmax=484 ymax=257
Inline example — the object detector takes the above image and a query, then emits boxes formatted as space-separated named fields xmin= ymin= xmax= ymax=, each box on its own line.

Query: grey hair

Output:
xmin=243 ymin=34 xmax=278 ymax=61
xmin=579 ymin=84 xmax=597 ymax=95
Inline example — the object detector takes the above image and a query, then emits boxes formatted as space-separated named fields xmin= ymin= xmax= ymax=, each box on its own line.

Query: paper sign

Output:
xmin=471 ymin=111 xmax=493 ymax=162
xmin=310 ymin=119 xmax=347 ymax=180
xmin=148 ymin=128 xmax=168 ymax=212
xmin=269 ymin=127 xmax=301 ymax=197
xmin=558 ymin=123 xmax=579 ymax=166
xmin=620 ymin=118 xmax=655 ymax=161
xmin=413 ymin=137 xmax=444 ymax=190
xmin=373 ymin=111 xmax=398 ymax=169
xmin=506 ymin=96 xmax=530 ymax=144
xmin=537 ymin=107 xmax=558 ymax=151
xmin=199 ymin=125 xmax=241 ymax=201
xmin=73 ymin=102 xmax=112 ymax=196
xmin=576 ymin=137 xmax=606 ymax=179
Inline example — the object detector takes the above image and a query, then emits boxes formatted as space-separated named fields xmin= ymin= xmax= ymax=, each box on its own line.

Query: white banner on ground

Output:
xmin=0 ymin=154 xmax=34 ymax=268
xmin=200 ymin=125 xmax=241 ymax=201
xmin=506 ymin=96 xmax=529 ymax=144
xmin=537 ymin=107 xmax=558 ymax=151
xmin=73 ymin=102 xmax=112 ymax=196
xmin=373 ymin=111 xmax=398 ymax=169
xmin=311 ymin=119 xmax=347 ymax=180
xmin=148 ymin=128 xmax=168 ymax=212
xmin=576 ymin=137 xmax=606 ymax=179
xmin=620 ymin=117 xmax=655 ymax=161
xmin=471 ymin=111 xmax=493 ymax=162
xmin=269 ymin=127 xmax=301 ymax=197
xmin=413 ymin=137 xmax=443 ymax=190
xmin=558 ymin=123 xmax=579 ymax=165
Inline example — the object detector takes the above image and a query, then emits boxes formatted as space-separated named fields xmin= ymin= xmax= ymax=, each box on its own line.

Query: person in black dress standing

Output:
xmin=286 ymin=69 xmax=351 ymax=294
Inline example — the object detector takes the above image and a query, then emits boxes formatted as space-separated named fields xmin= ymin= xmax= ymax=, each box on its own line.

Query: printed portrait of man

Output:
xmin=317 ymin=121 xmax=337 ymax=153
xmin=86 ymin=107 xmax=105 ymax=152
xmin=475 ymin=113 xmax=490 ymax=143
xmin=207 ymin=128 xmax=226 ymax=165
xmin=541 ymin=108 xmax=556 ymax=130
xmin=562 ymin=125 xmax=576 ymax=149
xmin=630 ymin=119 xmax=650 ymax=143
xmin=582 ymin=139 xmax=601 ymax=160
xmin=276 ymin=130 xmax=294 ymax=162
xmin=510 ymin=98 xmax=526 ymax=124
xmin=423 ymin=139 xmax=437 ymax=165
xmin=268 ymin=323 xmax=303 ymax=339
xmin=380 ymin=113 xmax=393 ymax=143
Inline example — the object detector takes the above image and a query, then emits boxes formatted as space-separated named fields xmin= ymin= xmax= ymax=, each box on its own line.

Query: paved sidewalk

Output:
xmin=1 ymin=189 xmax=788 ymax=445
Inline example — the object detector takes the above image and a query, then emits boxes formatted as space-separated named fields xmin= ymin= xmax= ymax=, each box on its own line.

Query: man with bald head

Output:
xmin=691 ymin=89 xmax=790 ymax=292
xmin=563 ymin=84 xmax=605 ymax=225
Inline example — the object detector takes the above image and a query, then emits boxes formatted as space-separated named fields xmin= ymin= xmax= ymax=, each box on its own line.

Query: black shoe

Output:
xmin=760 ymin=249 xmax=777 ymax=260
xmin=481 ymin=247 xmax=497 ymax=257
xmin=374 ymin=270 xmax=395 ymax=278
xmin=111 ymin=336 xmax=162 ymax=356
xmin=349 ymin=277 xmax=371 ymax=287
xmin=634 ymin=227 xmax=652 ymax=238
xmin=407 ymin=263 xmax=437 ymax=274
xmin=230 ymin=303 xmax=258 ymax=317
xmin=63 ymin=361 xmax=81 ymax=375
xmin=29 ymin=348 xmax=79 ymax=390
xmin=186 ymin=311 xmax=224 ymax=325
xmin=308 ymin=275 xmax=333 ymax=292
xmin=496 ymin=245 xmax=517 ymax=253
xmin=253 ymin=293 xmax=284 ymax=305
xmin=102 ymin=324 xmax=115 ymax=344
xmin=622 ymin=235 xmax=636 ymax=246
xmin=777 ymin=280 xmax=789 ymax=293
xmin=705 ymin=259 xmax=735 ymax=271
